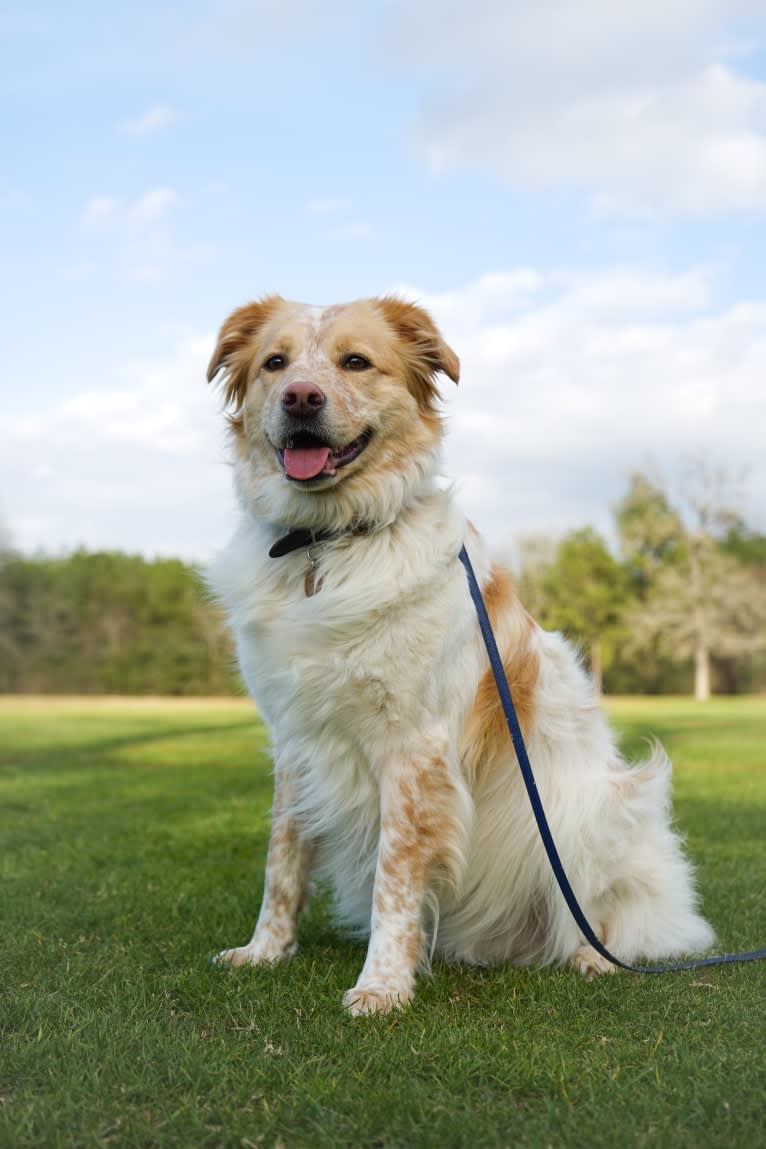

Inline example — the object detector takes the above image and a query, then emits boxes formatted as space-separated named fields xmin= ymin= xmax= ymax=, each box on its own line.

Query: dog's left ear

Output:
xmin=207 ymin=295 xmax=284 ymax=412
xmin=377 ymin=296 xmax=460 ymax=410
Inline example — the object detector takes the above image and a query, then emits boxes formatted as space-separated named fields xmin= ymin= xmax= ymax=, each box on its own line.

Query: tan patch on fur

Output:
xmin=207 ymin=295 xmax=286 ymax=413
xmin=373 ymin=755 xmax=456 ymax=953
xmin=215 ymin=771 xmax=313 ymax=968
xmin=391 ymin=751 xmax=467 ymax=890
xmin=462 ymin=564 xmax=539 ymax=786
xmin=343 ymin=747 xmax=465 ymax=1014
xmin=376 ymin=296 xmax=460 ymax=414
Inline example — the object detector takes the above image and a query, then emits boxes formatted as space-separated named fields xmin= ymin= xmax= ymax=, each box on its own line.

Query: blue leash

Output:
xmin=459 ymin=544 xmax=766 ymax=974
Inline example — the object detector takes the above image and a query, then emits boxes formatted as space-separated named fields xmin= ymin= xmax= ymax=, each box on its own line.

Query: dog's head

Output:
xmin=208 ymin=296 xmax=459 ymax=530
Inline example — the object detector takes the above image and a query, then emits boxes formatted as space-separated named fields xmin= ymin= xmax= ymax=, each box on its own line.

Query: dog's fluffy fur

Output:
xmin=207 ymin=295 xmax=714 ymax=1014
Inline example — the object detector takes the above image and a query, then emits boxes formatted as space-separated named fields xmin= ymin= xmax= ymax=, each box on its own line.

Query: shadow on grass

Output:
xmin=0 ymin=717 xmax=261 ymax=770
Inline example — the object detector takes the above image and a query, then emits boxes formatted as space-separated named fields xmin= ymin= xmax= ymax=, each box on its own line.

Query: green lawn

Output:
xmin=1 ymin=696 xmax=765 ymax=1148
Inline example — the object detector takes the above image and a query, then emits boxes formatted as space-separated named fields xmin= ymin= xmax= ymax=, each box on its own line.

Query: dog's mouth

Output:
xmin=275 ymin=430 xmax=372 ymax=483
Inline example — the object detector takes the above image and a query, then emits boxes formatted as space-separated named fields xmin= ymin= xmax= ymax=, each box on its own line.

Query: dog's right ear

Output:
xmin=207 ymin=296 xmax=284 ymax=412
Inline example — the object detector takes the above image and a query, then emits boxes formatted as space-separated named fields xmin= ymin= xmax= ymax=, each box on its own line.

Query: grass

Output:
xmin=1 ymin=694 xmax=765 ymax=1148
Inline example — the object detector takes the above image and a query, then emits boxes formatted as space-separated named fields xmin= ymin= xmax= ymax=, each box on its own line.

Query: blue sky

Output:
xmin=2 ymin=1 xmax=765 ymax=558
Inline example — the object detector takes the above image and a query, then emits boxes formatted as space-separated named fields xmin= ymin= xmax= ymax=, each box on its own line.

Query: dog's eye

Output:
xmin=263 ymin=354 xmax=287 ymax=372
xmin=343 ymin=354 xmax=371 ymax=371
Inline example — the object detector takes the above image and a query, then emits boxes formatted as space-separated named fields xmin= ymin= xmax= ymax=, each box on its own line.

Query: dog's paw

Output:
xmin=571 ymin=945 xmax=617 ymax=980
xmin=214 ymin=938 xmax=297 ymax=969
xmin=342 ymin=981 xmax=414 ymax=1017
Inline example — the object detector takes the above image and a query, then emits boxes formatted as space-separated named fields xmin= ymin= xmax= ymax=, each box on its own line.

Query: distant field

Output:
xmin=1 ymin=696 xmax=765 ymax=1148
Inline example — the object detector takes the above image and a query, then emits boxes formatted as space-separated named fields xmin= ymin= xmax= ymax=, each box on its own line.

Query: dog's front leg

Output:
xmin=343 ymin=739 xmax=466 ymax=1016
xmin=217 ymin=768 xmax=313 ymax=968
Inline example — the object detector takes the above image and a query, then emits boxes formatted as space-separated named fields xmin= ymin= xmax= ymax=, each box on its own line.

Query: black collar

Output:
xmin=268 ymin=523 xmax=379 ymax=558
xmin=268 ymin=528 xmax=335 ymax=558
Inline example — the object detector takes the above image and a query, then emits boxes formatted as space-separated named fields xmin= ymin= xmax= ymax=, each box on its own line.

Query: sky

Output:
xmin=1 ymin=0 xmax=765 ymax=561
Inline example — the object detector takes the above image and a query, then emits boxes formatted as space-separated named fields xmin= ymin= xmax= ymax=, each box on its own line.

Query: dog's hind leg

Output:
xmin=570 ymin=944 xmax=617 ymax=979
xmin=216 ymin=767 xmax=314 ymax=968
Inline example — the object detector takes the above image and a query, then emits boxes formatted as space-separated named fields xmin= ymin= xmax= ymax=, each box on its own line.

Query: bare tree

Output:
xmin=618 ymin=461 xmax=766 ymax=701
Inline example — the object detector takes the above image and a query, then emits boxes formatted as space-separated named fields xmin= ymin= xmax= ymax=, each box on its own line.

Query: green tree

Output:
xmin=614 ymin=471 xmax=682 ymax=588
xmin=0 ymin=550 xmax=240 ymax=696
xmin=515 ymin=533 xmax=559 ymax=621
xmin=0 ymin=531 xmax=17 ymax=680
xmin=534 ymin=528 xmax=631 ymax=696
xmin=721 ymin=522 xmax=766 ymax=567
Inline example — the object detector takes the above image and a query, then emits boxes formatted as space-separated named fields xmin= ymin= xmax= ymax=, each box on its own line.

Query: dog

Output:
xmin=206 ymin=295 xmax=714 ymax=1015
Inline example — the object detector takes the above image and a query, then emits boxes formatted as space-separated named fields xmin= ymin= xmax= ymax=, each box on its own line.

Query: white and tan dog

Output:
xmin=207 ymin=295 xmax=713 ymax=1015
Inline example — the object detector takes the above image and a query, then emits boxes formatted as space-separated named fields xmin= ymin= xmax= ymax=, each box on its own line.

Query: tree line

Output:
xmin=1 ymin=466 xmax=765 ymax=698
xmin=518 ymin=466 xmax=766 ymax=698
xmin=0 ymin=549 xmax=240 ymax=696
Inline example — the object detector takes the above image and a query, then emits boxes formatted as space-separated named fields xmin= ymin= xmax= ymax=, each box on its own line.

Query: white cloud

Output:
xmin=306 ymin=196 xmax=373 ymax=241
xmin=129 ymin=186 xmax=178 ymax=223
xmin=3 ymin=266 xmax=765 ymax=558
xmin=188 ymin=0 xmax=360 ymax=52
xmin=330 ymin=221 xmax=373 ymax=240
xmin=0 ymin=335 xmax=236 ymax=559
xmin=306 ymin=197 xmax=353 ymax=215
xmin=419 ymin=267 xmax=766 ymax=548
xmin=81 ymin=187 xmax=178 ymax=231
xmin=81 ymin=195 xmax=122 ymax=229
xmin=117 ymin=104 xmax=178 ymax=135
xmin=78 ymin=187 xmax=180 ymax=281
xmin=383 ymin=0 xmax=766 ymax=217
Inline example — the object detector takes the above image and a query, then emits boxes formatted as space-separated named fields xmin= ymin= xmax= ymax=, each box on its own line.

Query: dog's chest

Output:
xmin=215 ymin=520 xmax=477 ymax=757
xmin=239 ymin=582 xmax=426 ymax=741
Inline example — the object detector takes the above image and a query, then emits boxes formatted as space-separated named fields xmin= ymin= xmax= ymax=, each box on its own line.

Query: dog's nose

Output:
xmin=281 ymin=381 xmax=326 ymax=417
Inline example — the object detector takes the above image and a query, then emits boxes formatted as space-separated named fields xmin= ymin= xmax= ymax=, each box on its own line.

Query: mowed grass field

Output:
xmin=1 ymin=695 xmax=765 ymax=1149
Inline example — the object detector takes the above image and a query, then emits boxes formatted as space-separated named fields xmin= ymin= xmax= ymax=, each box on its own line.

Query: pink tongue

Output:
xmin=283 ymin=445 xmax=332 ymax=481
